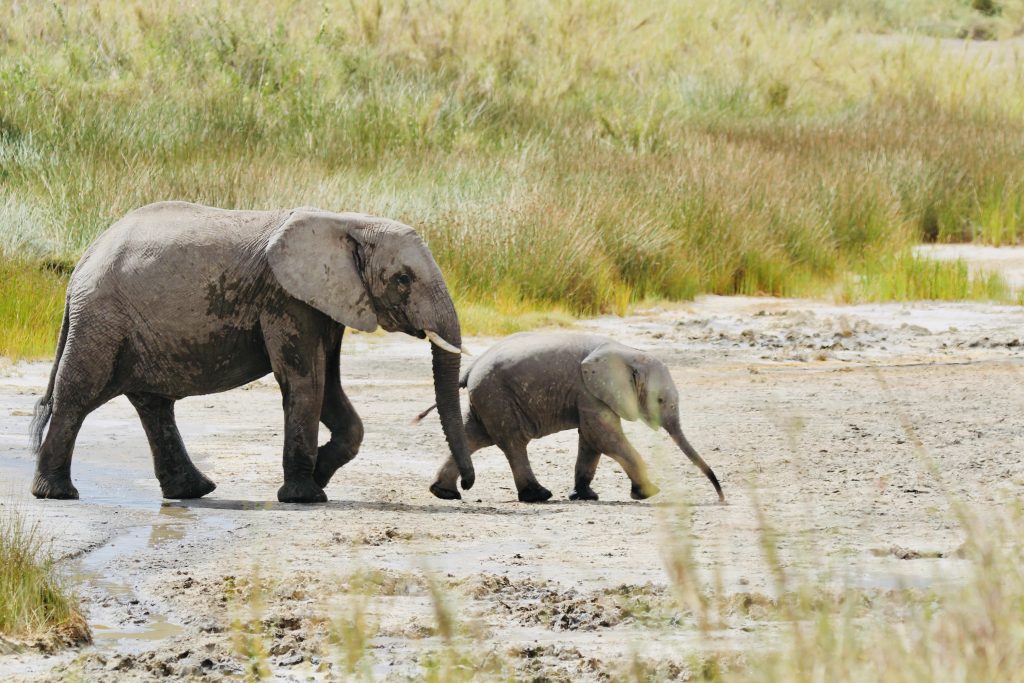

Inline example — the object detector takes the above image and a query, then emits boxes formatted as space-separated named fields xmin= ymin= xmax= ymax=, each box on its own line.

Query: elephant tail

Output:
xmin=411 ymin=366 xmax=468 ymax=423
xmin=411 ymin=403 xmax=437 ymax=425
xmin=412 ymin=372 xmax=467 ymax=424
xmin=30 ymin=300 xmax=69 ymax=452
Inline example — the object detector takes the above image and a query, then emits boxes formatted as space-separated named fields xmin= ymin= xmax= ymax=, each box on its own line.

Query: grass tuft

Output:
xmin=0 ymin=505 xmax=89 ymax=650
xmin=843 ymin=252 xmax=1008 ymax=302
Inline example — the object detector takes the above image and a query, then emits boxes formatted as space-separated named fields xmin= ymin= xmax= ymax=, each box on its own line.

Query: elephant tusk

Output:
xmin=425 ymin=330 xmax=462 ymax=354
xmin=460 ymin=345 xmax=472 ymax=356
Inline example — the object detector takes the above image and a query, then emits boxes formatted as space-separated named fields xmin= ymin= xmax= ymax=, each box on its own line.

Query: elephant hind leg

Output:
xmin=569 ymin=437 xmax=601 ymax=501
xmin=430 ymin=411 xmax=492 ymax=500
xmin=495 ymin=436 xmax=551 ymax=503
xmin=127 ymin=393 xmax=215 ymax=499
xmin=32 ymin=404 xmax=88 ymax=499
xmin=32 ymin=326 xmax=123 ymax=500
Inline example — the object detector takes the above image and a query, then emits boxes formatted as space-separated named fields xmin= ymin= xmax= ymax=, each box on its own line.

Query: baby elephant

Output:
xmin=416 ymin=332 xmax=724 ymax=503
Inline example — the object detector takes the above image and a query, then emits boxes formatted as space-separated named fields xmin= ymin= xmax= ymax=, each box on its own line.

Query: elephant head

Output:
xmin=266 ymin=209 xmax=474 ymax=490
xmin=580 ymin=343 xmax=723 ymax=501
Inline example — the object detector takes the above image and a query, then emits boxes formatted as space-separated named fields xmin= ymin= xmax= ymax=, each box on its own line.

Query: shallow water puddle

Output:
xmin=70 ymin=505 xmax=201 ymax=650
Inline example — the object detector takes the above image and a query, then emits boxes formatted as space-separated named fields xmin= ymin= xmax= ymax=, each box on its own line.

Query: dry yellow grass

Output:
xmin=0 ymin=506 xmax=89 ymax=650
xmin=1 ymin=0 xmax=1022 ymax=360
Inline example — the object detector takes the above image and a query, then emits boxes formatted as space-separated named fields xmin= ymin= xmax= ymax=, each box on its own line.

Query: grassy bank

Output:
xmin=0 ymin=505 xmax=89 ymax=650
xmin=2 ymin=1 xmax=1024 ymax=357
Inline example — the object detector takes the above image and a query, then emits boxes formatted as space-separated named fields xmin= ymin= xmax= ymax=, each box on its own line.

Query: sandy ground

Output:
xmin=1 ymin=293 xmax=1023 ymax=681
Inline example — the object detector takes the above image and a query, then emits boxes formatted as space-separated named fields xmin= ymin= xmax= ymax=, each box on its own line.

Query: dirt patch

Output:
xmin=0 ymin=295 xmax=1022 ymax=680
xmin=468 ymin=575 xmax=628 ymax=631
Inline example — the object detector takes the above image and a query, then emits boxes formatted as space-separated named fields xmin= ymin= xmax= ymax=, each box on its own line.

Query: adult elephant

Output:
xmin=30 ymin=201 xmax=474 ymax=503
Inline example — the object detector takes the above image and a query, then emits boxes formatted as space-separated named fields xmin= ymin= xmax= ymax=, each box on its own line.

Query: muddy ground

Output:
xmin=1 ymin=293 xmax=1023 ymax=681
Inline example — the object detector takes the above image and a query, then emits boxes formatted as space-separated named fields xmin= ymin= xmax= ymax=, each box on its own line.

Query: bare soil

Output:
xmin=1 ymin=295 xmax=1022 ymax=681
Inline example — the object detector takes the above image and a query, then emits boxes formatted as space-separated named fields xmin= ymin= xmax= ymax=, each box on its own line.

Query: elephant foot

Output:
xmin=569 ymin=486 xmax=599 ymax=501
xmin=161 ymin=471 xmax=217 ymax=500
xmin=518 ymin=483 xmax=553 ymax=503
xmin=277 ymin=479 xmax=328 ymax=504
xmin=429 ymin=482 xmax=461 ymax=500
xmin=31 ymin=472 xmax=79 ymax=500
xmin=630 ymin=482 xmax=660 ymax=500
xmin=313 ymin=443 xmax=357 ymax=489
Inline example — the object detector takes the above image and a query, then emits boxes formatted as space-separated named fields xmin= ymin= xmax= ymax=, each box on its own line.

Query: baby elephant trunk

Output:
xmin=664 ymin=417 xmax=725 ymax=503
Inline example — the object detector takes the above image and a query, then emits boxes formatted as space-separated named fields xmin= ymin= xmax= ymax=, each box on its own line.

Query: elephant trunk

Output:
xmin=428 ymin=291 xmax=475 ymax=490
xmin=665 ymin=416 xmax=724 ymax=502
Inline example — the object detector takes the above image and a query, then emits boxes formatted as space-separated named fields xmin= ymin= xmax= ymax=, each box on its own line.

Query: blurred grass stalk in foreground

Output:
xmin=637 ymin=365 xmax=1024 ymax=683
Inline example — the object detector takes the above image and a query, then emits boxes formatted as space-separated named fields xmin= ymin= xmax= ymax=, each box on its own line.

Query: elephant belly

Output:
xmin=473 ymin=382 xmax=580 ymax=443
xmin=530 ymin=411 xmax=580 ymax=441
xmin=117 ymin=327 xmax=272 ymax=399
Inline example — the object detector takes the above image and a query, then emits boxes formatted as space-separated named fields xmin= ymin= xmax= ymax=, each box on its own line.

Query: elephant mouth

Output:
xmin=374 ymin=307 xmax=412 ymax=335
xmin=375 ymin=319 xmax=460 ymax=355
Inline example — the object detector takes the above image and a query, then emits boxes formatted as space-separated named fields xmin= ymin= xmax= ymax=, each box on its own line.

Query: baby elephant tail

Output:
xmin=411 ymin=403 xmax=437 ymax=425
xmin=413 ymin=371 xmax=468 ymax=424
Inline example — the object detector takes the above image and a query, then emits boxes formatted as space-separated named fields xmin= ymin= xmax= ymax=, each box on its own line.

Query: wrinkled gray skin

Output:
xmin=31 ymin=201 xmax=474 ymax=504
xmin=425 ymin=332 xmax=724 ymax=503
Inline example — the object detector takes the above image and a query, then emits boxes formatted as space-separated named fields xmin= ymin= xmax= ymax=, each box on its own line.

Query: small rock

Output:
xmin=275 ymin=652 xmax=304 ymax=667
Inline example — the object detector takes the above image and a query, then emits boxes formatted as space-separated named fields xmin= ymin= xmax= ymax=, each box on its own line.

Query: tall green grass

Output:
xmin=842 ymin=253 xmax=1009 ymax=302
xmin=0 ymin=506 xmax=89 ymax=649
xmin=0 ymin=262 xmax=66 ymax=359
xmin=2 ymin=1 xmax=1023 ymax=357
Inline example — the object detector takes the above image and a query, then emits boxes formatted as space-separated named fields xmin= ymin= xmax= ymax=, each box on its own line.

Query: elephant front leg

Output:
xmin=276 ymin=377 xmax=327 ymax=503
xmin=313 ymin=333 xmax=363 ymax=489
xmin=580 ymin=407 xmax=660 ymax=500
xmin=264 ymin=312 xmax=328 ymax=504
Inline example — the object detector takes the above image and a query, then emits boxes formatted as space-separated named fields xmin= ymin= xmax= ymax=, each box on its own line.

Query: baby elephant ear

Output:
xmin=266 ymin=210 xmax=379 ymax=332
xmin=581 ymin=343 xmax=641 ymax=421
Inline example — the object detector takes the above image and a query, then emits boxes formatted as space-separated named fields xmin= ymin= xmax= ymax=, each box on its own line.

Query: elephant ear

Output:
xmin=266 ymin=210 xmax=379 ymax=332
xmin=581 ymin=343 xmax=641 ymax=421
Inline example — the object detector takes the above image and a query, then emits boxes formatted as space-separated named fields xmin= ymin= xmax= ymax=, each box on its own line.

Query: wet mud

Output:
xmin=0 ymin=295 xmax=1022 ymax=680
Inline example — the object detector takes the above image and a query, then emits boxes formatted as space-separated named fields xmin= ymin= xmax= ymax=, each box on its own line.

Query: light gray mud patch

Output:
xmin=68 ymin=505 xmax=235 ymax=653
xmin=1 ymin=296 xmax=1022 ymax=681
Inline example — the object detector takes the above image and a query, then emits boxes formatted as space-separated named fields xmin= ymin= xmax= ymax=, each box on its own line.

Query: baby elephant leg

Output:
xmin=608 ymin=447 xmax=660 ymax=500
xmin=430 ymin=412 xmax=492 ymax=500
xmin=569 ymin=437 xmax=601 ymax=501
xmin=497 ymin=437 xmax=551 ymax=503
xmin=580 ymin=409 xmax=660 ymax=500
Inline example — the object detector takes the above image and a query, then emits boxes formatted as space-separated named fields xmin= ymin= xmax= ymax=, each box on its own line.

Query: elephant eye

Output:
xmin=658 ymin=397 xmax=664 ymax=404
xmin=394 ymin=272 xmax=412 ymax=286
